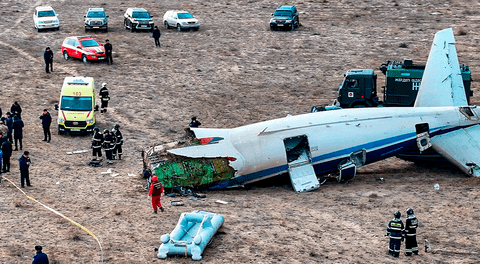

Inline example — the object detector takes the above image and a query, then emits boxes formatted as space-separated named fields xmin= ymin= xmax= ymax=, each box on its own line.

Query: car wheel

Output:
xmin=177 ymin=24 xmax=182 ymax=32
xmin=105 ymin=26 xmax=108 ymax=32
xmin=193 ymin=27 xmax=199 ymax=31
xmin=291 ymin=23 xmax=295 ymax=31
xmin=124 ymin=19 xmax=127 ymax=29
xmin=82 ymin=55 xmax=88 ymax=64
xmin=85 ymin=28 xmax=88 ymax=33
xmin=130 ymin=21 xmax=134 ymax=32
xmin=63 ymin=51 xmax=69 ymax=61
xmin=164 ymin=21 xmax=169 ymax=29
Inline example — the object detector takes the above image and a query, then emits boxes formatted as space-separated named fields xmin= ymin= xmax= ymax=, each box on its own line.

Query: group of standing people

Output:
xmin=0 ymin=102 xmax=25 ymax=175
xmin=0 ymin=102 xmax=34 ymax=188
xmin=1 ymin=102 xmax=24 ymax=151
xmin=386 ymin=208 xmax=419 ymax=257
xmin=91 ymin=124 xmax=123 ymax=164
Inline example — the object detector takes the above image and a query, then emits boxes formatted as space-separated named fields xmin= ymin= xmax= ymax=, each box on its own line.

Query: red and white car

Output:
xmin=61 ymin=36 xmax=106 ymax=64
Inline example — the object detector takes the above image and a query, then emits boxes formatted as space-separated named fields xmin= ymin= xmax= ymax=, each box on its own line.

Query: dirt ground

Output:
xmin=1 ymin=0 xmax=480 ymax=263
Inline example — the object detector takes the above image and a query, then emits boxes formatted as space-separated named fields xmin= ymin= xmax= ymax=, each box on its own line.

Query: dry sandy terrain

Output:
xmin=1 ymin=0 xmax=480 ymax=263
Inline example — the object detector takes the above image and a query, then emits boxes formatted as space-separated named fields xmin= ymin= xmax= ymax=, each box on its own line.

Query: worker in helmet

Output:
xmin=111 ymin=124 xmax=123 ymax=160
xmin=148 ymin=176 xmax=164 ymax=214
xmin=102 ymin=129 xmax=115 ymax=164
xmin=91 ymin=127 xmax=103 ymax=161
xmin=386 ymin=210 xmax=404 ymax=257
xmin=189 ymin=116 xmax=201 ymax=128
xmin=99 ymin=83 xmax=109 ymax=113
xmin=404 ymin=208 xmax=419 ymax=256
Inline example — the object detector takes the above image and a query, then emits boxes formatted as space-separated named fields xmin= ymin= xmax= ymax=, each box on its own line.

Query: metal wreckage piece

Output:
xmin=143 ymin=135 xmax=236 ymax=189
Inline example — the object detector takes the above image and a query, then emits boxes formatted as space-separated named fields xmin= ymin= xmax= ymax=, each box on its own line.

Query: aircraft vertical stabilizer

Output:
xmin=414 ymin=28 xmax=467 ymax=107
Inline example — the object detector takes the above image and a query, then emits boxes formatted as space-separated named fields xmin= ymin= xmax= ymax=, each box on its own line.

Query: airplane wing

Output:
xmin=431 ymin=125 xmax=480 ymax=176
xmin=414 ymin=28 xmax=467 ymax=107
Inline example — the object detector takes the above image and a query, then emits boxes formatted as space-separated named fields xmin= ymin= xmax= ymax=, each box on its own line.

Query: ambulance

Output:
xmin=56 ymin=76 xmax=98 ymax=134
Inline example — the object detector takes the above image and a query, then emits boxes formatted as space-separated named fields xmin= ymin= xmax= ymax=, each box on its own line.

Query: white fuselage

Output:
xmin=200 ymin=106 xmax=478 ymax=186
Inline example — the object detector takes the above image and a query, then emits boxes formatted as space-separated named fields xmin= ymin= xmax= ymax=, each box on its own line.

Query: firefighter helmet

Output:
xmin=394 ymin=211 xmax=401 ymax=218
xmin=114 ymin=124 xmax=120 ymax=129
xmin=103 ymin=129 xmax=109 ymax=134
xmin=406 ymin=208 xmax=414 ymax=215
xmin=102 ymin=83 xmax=107 ymax=87
xmin=93 ymin=127 xmax=99 ymax=132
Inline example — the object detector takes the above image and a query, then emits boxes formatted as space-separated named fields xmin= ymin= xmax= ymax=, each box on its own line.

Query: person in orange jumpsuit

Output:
xmin=148 ymin=176 xmax=164 ymax=213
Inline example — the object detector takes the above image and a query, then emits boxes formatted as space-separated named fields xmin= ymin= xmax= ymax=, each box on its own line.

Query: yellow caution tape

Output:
xmin=1 ymin=175 xmax=103 ymax=262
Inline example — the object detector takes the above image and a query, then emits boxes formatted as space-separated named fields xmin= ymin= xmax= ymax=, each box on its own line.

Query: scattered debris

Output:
xmin=127 ymin=173 xmax=137 ymax=177
xmin=111 ymin=173 xmax=119 ymax=177
xmin=171 ymin=200 xmax=185 ymax=206
xmin=434 ymin=183 xmax=440 ymax=190
xmin=101 ymin=169 xmax=113 ymax=174
xmin=215 ymin=200 xmax=228 ymax=205
xmin=425 ymin=239 xmax=430 ymax=252
xmin=86 ymin=160 xmax=102 ymax=167
xmin=67 ymin=149 xmax=89 ymax=155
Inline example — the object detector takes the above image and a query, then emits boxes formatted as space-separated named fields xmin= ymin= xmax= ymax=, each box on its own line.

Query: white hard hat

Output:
xmin=102 ymin=83 xmax=107 ymax=87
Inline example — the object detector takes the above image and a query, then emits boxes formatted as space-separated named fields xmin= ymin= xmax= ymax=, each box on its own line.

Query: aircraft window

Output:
xmin=460 ymin=107 xmax=474 ymax=118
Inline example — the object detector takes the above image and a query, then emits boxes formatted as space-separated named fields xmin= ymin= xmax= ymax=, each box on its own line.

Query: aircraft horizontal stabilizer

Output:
xmin=414 ymin=28 xmax=467 ymax=107
xmin=431 ymin=125 xmax=480 ymax=176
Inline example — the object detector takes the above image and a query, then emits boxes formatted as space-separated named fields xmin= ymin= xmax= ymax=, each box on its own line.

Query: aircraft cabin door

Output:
xmin=284 ymin=135 xmax=320 ymax=193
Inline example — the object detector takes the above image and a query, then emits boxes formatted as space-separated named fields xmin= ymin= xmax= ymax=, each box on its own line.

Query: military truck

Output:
xmin=334 ymin=59 xmax=472 ymax=108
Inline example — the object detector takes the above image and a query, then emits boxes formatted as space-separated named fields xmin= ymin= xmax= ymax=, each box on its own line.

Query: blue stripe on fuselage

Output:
xmin=208 ymin=125 xmax=462 ymax=189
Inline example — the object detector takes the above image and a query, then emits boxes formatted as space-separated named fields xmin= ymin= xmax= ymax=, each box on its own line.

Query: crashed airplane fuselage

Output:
xmin=147 ymin=28 xmax=480 ymax=192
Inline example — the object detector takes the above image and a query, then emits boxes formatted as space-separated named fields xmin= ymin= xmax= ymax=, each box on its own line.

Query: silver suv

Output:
xmin=163 ymin=10 xmax=200 ymax=31
xmin=84 ymin=8 xmax=108 ymax=32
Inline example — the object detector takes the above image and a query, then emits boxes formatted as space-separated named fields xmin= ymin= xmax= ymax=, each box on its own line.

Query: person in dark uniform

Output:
xmin=103 ymin=129 xmax=114 ymax=164
xmin=404 ymin=208 xmax=419 ymax=256
xmin=44 ymin=47 xmax=53 ymax=73
xmin=91 ymin=127 xmax=103 ymax=161
xmin=1 ymin=138 xmax=12 ymax=173
xmin=99 ymin=83 xmax=109 ymax=113
xmin=11 ymin=101 xmax=22 ymax=119
xmin=5 ymin=112 xmax=13 ymax=143
xmin=387 ymin=210 xmax=404 ymax=257
xmin=0 ymin=132 xmax=6 ymax=146
xmin=19 ymin=151 xmax=31 ymax=188
xmin=39 ymin=109 xmax=51 ymax=143
xmin=111 ymin=124 xmax=123 ymax=160
xmin=32 ymin=245 xmax=49 ymax=264
xmin=104 ymin=39 xmax=113 ymax=65
xmin=12 ymin=115 xmax=24 ymax=151
xmin=152 ymin=26 xmax=161 ymax=47
xmin=189 ymin=116 xmax=201 ymax=127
